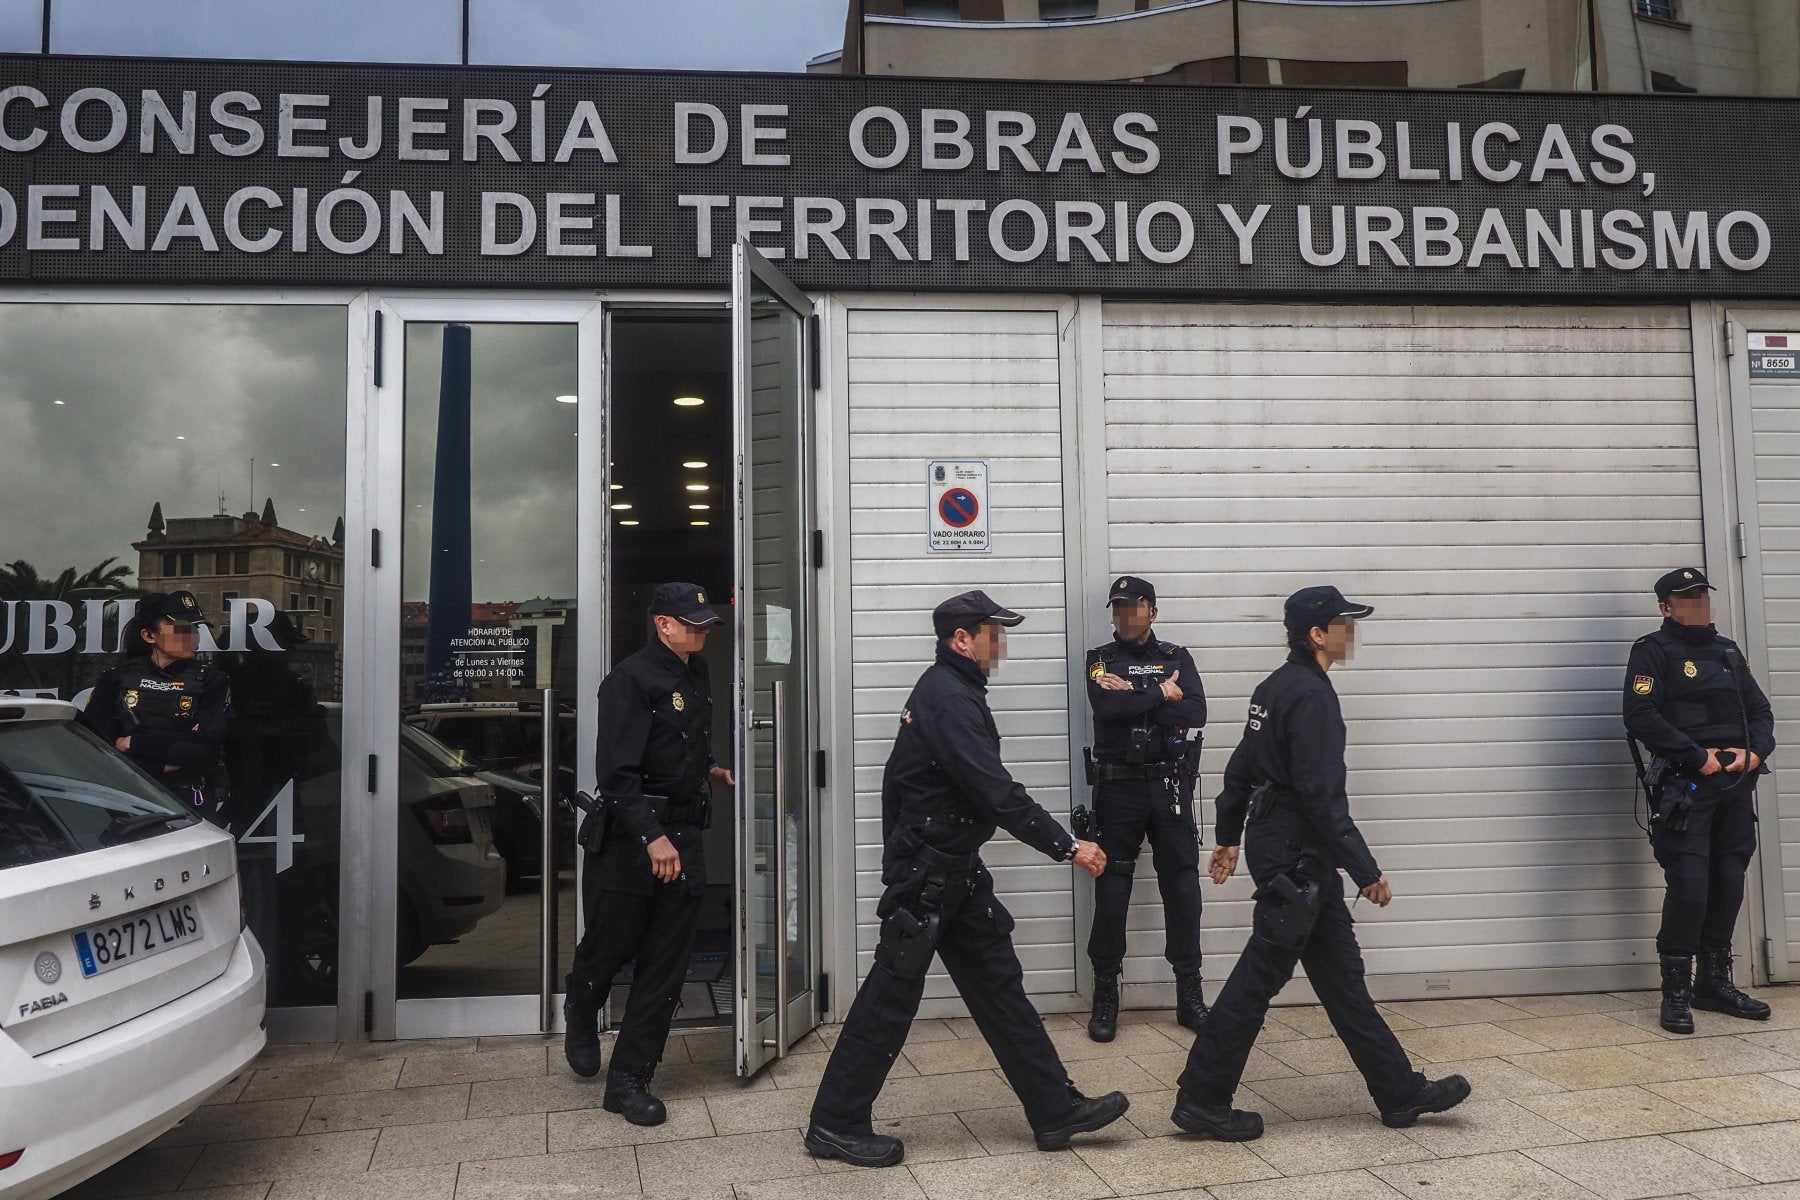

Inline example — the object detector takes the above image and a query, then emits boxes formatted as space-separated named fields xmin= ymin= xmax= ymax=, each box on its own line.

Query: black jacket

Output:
xmin=1214 ymin=650 xmax=1381 ymax=889
xmin=1624 ymin=619 xmax=1774 ymax=787
xmin=1085 ymin=632 xmax=1207 ymax=762
xmin=881 ymin=644 xmax=1077 ymax=871
xmin=594 ymin=638 xmax=716 ymax=848
xmin=82 ymin=655 xmax=229 ymax=789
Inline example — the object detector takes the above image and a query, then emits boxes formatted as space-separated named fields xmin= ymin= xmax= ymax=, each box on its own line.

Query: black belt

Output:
xmin=1093 ymin=761 xmax=1177 ymax=782
xmin=913 ymin=844 xmax=980 ymax=873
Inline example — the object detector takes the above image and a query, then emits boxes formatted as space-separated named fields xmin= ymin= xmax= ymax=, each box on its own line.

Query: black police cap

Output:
xmin=1106 ymin=575 xmax=1156 ymax=607
xmin=1654 ymin=567 xmax=1715 ymax=602
xmin=932 ymin=590 xmax=1024 ymax=639
xmin=138 ymin=590 xmax=207 ymax=626
xmin=1283 ymin=585 xmax=1374 ymax=634
xmin=649 ymin=581 xmax=722 ymax=628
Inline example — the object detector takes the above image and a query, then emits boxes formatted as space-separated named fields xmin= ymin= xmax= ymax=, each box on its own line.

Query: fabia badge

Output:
xmin=34 ymin=951 xmax=62 ymax=985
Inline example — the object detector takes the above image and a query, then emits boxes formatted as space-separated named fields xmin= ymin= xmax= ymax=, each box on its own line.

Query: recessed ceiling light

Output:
xmin=690 ymin=520 xmax=710 ymax=527
xmin=673 ymin=396 xmax=704 ymax=407
xmin=555 ymin=394 xmax=578 ymax=404
xmin=619 ymin=519 xmax=640 ymax=526
xmin=681 ymin=459 xmax=708 ymax=469
xmin=688 ymin=503 xmax=709 ymax=511
xmin=609 ymin=483 xmax=623 ymax=490
xmin=685 ymin=483 xmax=709 ymax=492
xmin=268 ymin=461 xmax=280 ymax=467
xmin=52 ymin=399 xmax=65 ymax=405
xmin=610 ymin=502 xmax=632 ymax=511
xmin=175 ymin=434 xmax=187 ymax=440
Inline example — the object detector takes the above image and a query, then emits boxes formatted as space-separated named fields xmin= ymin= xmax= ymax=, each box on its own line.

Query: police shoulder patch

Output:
xmin=1088 ymin=662 xmax=1106 ymax=681
xmin=1633 ymin=676 xmax=1654 ymax=695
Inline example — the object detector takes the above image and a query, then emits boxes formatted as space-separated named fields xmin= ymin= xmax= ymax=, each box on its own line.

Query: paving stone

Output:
xmin=766 ymin=1050 xmax=845 ymax=1090
xmin=1392 ymin=1096 xmax=1582 ymax=1158
xmin=1495 ymin=1013 xmax=1666 ymax=1051
xmin=1128 ymin=1046 xmax=1295 ymax=1090
xmin=705 ymin=1084 xmax=818 ymax=1135
xmin=634 ymin=1128 xmax=820 ymax=1187
xmin=1063 ymin=1053 xmax=1166 ymax=1097
xmin=815 ymin=1112 xmax=989 ymax=1173
xmin=907 ymin=1149 xmax=1113 ymax=1200
xmin=267 ymin=1165 xmax=458 ymax=1200
xmin=1380 ymin=998 xmax=1536 ymax=1027
xmin=156 ymin=1098 xmax=313 ymax=1147
xmin=869 ymin=1068 xmax=1019 ymax=1120
xmin=240 ymin=1059 xmax=403 ymax=1103
xmin=1252 ymin=1071 xmax=1381 ymax=1121
xmin=1646 ymin=1075 xmax=1800 ymax=1125
xmin=1045 ymin=1022 xmax=1184 ymax=1062
xmin=200 ymin=1072 xmax=254 ymax=1107
xmin=902 ymin=1036 xmax=1000 ymax=1076
xmin=1494 ymin=993 xmax=1638 ymax=1019
xmin=1397 ymin=1023 xmax=1552 ymax=1063
xmin=1416 ymin=1056 xmax=1567 ymax=1100
xmin=1521 ymin=1085 xmax=1720 ymax=1140
xmin=113 ymin=1189 xmax=269 ymax=1200
xmin=1077 ymin=1129 xmax=1278 ymax=1192
xmin=370 ymin=1113 xmax=547 ymax=1170
xmin=63 ymin=1146 xmax=204 ymax=1198
xmin=183 ymin=1130 xmax=379 ymax=1187
xmin=1209 ymin=1168 xmax=1407 ymax=1200
xmin=1238 ymin=1113 xmax=1435 ymax=1176
xmin=1107 ymin=1086 xmax=1294 ymax=1139
xmin=900 ymin=1019 xmax=961 ymax=1044
xmin=737 ymin=1171 xmax=928 ymax=1200
xmin=1739 ymin=1030 xmax=1800 ymax=1059
xmin=954 ymin=1100 xmax=1140 ymax=1156
xmin=334 ymin=1039 xmax=475 ymax=1062
xmin=1372 ymin=1149 xmax=1606 ymax=1200
xmin=254 ymin=1044 xmax=342 ymax=1066
xmin=1507 ymin=1046 xmax=1692 ymax=1090
xmin=1262 ymin=1035 xmax=1359 ymax=1075
xmin=637 ymin=1058 xmax=776 ymax=1100
xmin=450 ymin=1147 xmax=643 ymax=1200
xmin=545 ymin=1097 xmax=716 ymax=1151
xmin=472 ymin=1034 xmax=560 ymax=1053
xmin=1247 ymin=1011 xmax=1314 ymax=1042
xmin=1671 ymin=1122 xmax=1800 ymax=1184
xmin=397 ymin=1048 xmax=549 ymax=1088
xmin=1628 ymin=1038 xmax=1800 ymax=1080
xmin=1525 ymin=1136 xmax=1756 ymax=1200
xmin=681 ymin=1031 xmax=734 ymax=1062
xmin=1694 ymin=1185 xmax=1800 ymax=1200
xmin=298 ymin=1082 xmax=470 ymax=1133
xmin=466 ymin=1072 xmax=612 ymax=1118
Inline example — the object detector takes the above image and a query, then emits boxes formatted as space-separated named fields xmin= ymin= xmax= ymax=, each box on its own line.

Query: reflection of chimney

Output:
xmin=147 ymin=501 xmax=165 ymax=539
xmin=262 ymin=497 xmax=278 ymax=528
xmin=424 ymin=324 xmax=473 ymax=701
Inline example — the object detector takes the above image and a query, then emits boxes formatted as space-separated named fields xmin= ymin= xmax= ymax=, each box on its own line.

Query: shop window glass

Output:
xmin=0 ymin=302 xmax=348 ymax=1010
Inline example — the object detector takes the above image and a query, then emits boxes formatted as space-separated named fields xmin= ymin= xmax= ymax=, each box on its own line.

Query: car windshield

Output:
xmin=0 ymin=717 xmax=197 ymax=869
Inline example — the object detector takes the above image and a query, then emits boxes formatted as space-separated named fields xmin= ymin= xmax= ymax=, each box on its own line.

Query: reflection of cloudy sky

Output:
xmin=0 ymin=304 xmax=347 ymax=584
xmin=403 ymin=323 xmax=579 ymax=602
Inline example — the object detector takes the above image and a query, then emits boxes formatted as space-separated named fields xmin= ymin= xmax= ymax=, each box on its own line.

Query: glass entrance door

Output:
xmin=732 ymin=243 xmax=822 ymax=1075
xmin=365 ymin=299 xmax=602 ymax=1038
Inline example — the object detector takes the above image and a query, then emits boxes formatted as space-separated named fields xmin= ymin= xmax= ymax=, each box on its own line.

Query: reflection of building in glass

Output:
xmin=135 ymin=500 xmax=346 ymax=700
xmin=831 ymin=0 xmax=1799 ymax=96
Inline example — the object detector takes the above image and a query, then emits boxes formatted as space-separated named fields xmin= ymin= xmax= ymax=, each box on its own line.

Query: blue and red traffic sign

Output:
xmin=938 ymin=487 xmax=980 ymax=528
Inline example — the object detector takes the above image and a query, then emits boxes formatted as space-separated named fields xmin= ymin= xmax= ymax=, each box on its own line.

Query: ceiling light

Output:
xmin=673 ymin=396 xmax=704 ymax=407
xmin=688 ymin=503 xmax=710 ymax=511
xmin=681 ymin=459 xmax=708 ymax=469
xmin=52 ymin=399 xmax=65 ymax=405
xmin=609 ymin=483 xmax=623 ymax=490
xmin=619 ymin=519 xmax=640 ymax=526
xmin=690 ymin=520 xmax=710 ymax=527
xmin=685 ymin=483 xmax=709 ymax=492
xmin=175 ymin=434 xmax=187 ymax=440
xmin=555 ymin=394 xmax=578 ymax=404
xmin=610 ymin=502 xmax=632 ymax=511
xmin=268 ymin=461 xmax=280 ymax=467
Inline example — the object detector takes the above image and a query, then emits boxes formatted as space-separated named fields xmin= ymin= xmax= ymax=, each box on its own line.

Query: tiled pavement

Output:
xmin=67 ymin=986 xmax=1800 ymax=1200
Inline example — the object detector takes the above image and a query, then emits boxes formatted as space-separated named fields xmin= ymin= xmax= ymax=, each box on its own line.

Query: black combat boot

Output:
xmin=563 ymin=976 xmax=602 ymax=1078
xmin=1034 ymin=1088 xmax=1130 ymax=1150
xmin=1693 ymin=948 xmax=1772 ymax=1021
xmin=1379 ymin=1074 xmax=1472 ymax=1128
xmin=1659 ymin=953 xmax=1696 ymax=1034
xmin=1170 ymin=1092 xmax=1264 ymax=1141
xmin=603 ymin=1067 xmax=668 ymax=1126
xmin=1087 ymin=973 xmax=1119 ymax=1043
xmin=804 ymin=1123 xmax=905 ymax=1168
xmin=1176 ymin=972 xmax=1209 ymax=1032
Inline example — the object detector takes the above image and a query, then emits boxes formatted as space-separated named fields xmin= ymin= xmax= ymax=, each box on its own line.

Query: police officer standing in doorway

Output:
xmin=564 ymin=582 xmax=735 ymax=1125
xmin=1170 ymin=586 xmax=1469 ymax=1141
xmin=1624 ymin=567 xmax=1774 ymax=1034
xmin=1082 ymin=575 xmax=1208 ymax=1042
xmin=82 ymin=590 xmax=232 ymax=826
xmin=805 ymin=591 xmax=1129 ymax=1169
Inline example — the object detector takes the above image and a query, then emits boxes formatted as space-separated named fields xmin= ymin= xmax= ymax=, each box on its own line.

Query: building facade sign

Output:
xmin=0 ymin=55 xmax=1794 ymax=297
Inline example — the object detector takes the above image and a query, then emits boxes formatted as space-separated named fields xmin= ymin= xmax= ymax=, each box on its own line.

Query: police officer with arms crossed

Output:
xmin=805 ymin=590 xmax=1129 ymax=1168
xmin=1082 ymin=575 xmax=1208 ymax=1041
xmin=1624 ymin=567 xmax=1774 ymax=1034
xmin=563 ymin=583 xmax=735 ymax=1125
xmin=1170 ymin=586 xmax=1469 ymax=1141
xmin=82 ymin=590 xmax=232 ymax=826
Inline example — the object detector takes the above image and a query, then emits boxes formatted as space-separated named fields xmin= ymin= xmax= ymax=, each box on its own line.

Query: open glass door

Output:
xmin=732 ymin=242 xmax=821 ymax=1074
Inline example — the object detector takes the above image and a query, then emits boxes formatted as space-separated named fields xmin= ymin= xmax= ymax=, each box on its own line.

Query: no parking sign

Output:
xmin=928 ymin=461 xmax=991 ymax=553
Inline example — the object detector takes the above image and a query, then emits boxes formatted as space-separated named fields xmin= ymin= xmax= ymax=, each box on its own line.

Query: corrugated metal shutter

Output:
xmin=1101 ymin=302 xmax=1700 ymax=996
xmin=845 ymin=307 xmax=1075 ymax=1002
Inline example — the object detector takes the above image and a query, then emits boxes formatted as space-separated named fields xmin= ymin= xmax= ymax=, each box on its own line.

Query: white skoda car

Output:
xmin=0 ymin=698 xmax=266 ymax=1200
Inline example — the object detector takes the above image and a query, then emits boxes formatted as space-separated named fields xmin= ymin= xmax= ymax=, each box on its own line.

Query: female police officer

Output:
xmin=1169 ymin=586 xmax=1469 ymax=1141
xmin=82 ymin=590 xmax=231 ymax=826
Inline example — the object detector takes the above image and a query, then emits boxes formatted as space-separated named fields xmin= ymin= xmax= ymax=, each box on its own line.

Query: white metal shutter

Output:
xmin=1101 ymin=302 xmax=1700 ymax=997
xmin=845 ymin=307 xmax=1075 ymax=1003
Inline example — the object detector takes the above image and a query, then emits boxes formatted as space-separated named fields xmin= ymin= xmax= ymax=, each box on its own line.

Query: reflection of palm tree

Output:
xmin=0 ymin=557 xmax=138 ymax=695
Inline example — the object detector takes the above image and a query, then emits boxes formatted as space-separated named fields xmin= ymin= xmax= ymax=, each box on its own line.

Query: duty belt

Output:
xmin=1092 ymin=761 xmax=1178 ymax=782
xmin=913 ymin=843 xmax=980 ymax=873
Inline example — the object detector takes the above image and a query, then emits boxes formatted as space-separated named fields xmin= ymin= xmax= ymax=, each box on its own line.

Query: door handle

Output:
xmin=770 ymin=680 xmax=789 ymax=1054
xmin=539 ymin=687 xmax=558 ymax=1034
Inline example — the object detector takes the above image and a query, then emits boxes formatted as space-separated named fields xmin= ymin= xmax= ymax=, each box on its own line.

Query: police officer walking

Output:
xmin=1624 ymin=567 xmax=1774 ymax=1034
xmin=805 ymin=591 xmax=1128 ymax=1168
xmin=1170 ymin=586 xmax=1469 ymax=1141
xmin=82 ymin=590 xmax=231 ymax=826
xmin=564 ymin=583 xmax=735 ymax=1125
xmin=1082 ymin=575 xmax=1208 ymax=1042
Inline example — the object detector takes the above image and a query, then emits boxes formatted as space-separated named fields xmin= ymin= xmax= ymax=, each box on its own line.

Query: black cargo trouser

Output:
xmin=1086 ymin=776 xmax=1203 ymax=978
xmin=1178 ymin=871 xmax=1424 ymax=1112
xmin=569 ymin=825 xmax=704 ymax=1077
xmin=1653 ymin=780 xmax=1757 ymax=957
xmin=810 ymin=855 xmax=1077 ymax=1133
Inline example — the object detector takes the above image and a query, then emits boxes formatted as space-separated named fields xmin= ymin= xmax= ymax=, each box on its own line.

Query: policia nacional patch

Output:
xmin=1633 ymin=676 xmax=1654 ymax=695
xmin=1089 ymin=662 xmax=1106 ymax=682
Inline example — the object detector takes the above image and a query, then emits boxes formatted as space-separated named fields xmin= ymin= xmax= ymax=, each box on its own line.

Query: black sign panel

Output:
xmin=0 ymin=54 xmax=1796 ymax=297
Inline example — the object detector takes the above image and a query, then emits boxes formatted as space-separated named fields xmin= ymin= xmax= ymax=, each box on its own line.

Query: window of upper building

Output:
xmin=1038 ymin=0 xmax=1100 ymax=20
xmin=1633 ymin=0 xmax=1678 ymax=20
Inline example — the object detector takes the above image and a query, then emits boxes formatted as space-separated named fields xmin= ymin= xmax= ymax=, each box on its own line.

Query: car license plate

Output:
xmin=72 ymin=899 xmax=204 ymax=978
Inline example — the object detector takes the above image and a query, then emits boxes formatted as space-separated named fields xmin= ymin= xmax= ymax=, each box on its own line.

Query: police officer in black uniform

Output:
xmin=1170 ymin=586 xmax=1469 ymax=1142
xmin=82 ymin=591 xmax=231 ymax=826
xmin=1624 ymin=567 xmax=1774 ymax=1034
xmin=805 ymin=590 xmax=1128 ymax=1169
xmin=563 ymin=582 xmax=734 ymax=1125
xmin=1083 ymin=575 xmax=1208 ymax=1041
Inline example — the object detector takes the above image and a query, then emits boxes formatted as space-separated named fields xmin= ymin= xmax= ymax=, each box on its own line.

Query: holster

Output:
xmin=1177 ymin=739 xmax=1202 ymax=833
xmin=873 ymin=844 xmax=972 ymax=979
xmin=574 ymin=790 xmax=612 ymax=854
xmin=1251 ymin=869 xmax=1324 ymax=951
